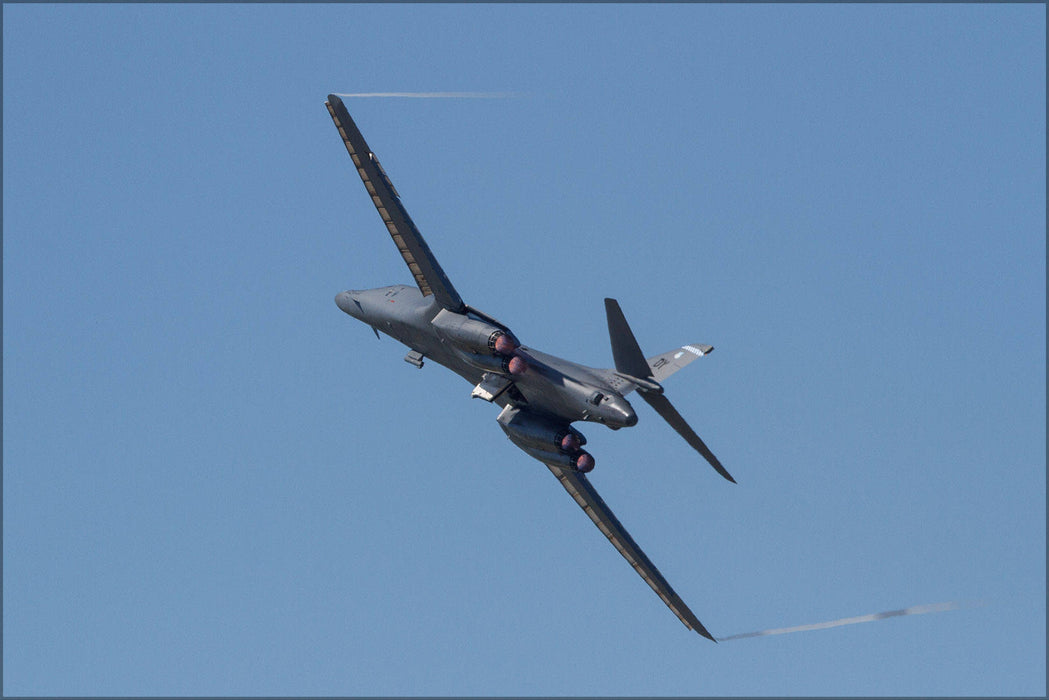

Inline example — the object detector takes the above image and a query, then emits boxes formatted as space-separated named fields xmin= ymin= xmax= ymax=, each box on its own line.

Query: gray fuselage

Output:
xmin=336 ymin=285 xmax=637 ymax=429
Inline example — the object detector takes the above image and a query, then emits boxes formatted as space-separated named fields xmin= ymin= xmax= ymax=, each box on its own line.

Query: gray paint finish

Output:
xmin=326 ymin=95 xmax=733 ymax=640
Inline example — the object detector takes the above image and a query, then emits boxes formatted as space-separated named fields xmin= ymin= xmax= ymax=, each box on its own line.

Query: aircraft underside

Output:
xmin=326 ymin=94 xmax=732 ymax=640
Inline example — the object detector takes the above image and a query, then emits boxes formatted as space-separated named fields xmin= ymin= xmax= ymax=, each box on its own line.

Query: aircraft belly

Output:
xmin=365 ymin=294 xmax=602 ymax=422
xmin=408 ymin=341 xmax=580 ymax=420
xmin=392 ymin=332 xmax=485 ymax=385
xmin=503 ymin=349 xmax=595 ymax=423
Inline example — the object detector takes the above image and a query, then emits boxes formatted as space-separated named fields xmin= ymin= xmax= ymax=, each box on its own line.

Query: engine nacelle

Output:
xmin=497 ymin=406 xmax=585 ymax=451
xmin=497 ymin=406 xmax=592 ymax=472
xmin=455 ymin=350 xmax=511 ymax=375
xmin=432 ymin=309 xmax=518 ymax=356
xmin=515 ymin=446 xmax=594 ymax=473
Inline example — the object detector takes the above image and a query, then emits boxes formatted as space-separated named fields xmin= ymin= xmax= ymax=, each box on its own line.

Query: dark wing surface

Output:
xmin=325 ymin=94 xmax=465 ymax=313
xmin=545 ymin=463 xmax=715 ymax=640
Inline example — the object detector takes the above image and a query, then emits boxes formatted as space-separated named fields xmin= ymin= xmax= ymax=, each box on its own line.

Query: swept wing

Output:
xmin=546 ymin=463 xmax=715 ymax=640
xmin=325 ymin=94 xmax=466 ymax=313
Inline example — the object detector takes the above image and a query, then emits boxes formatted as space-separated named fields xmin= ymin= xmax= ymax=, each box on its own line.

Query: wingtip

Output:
xmin=696 ymin=625 xmax=717 ymax=642
xmin=711 ymin=459 xmax=737 ymax=484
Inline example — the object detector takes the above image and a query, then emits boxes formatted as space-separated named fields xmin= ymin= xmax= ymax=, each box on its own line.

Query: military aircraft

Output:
xmin=326 ymin=94 xmax=734 ymax=640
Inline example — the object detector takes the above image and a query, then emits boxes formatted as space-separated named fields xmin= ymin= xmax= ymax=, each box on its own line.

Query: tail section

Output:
xmin=604 ymin=298 xmax=735 ymax=484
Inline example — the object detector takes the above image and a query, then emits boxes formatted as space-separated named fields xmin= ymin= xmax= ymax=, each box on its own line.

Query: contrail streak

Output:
xmin=332 ymin=91 xmax=521 ymax=99
xmin=716 ymin=601 xmax=966 ymax=642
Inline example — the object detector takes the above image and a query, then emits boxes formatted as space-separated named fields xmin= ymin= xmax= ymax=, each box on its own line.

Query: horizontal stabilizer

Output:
xmin=647 ymin=344 xmax=713 ymax=383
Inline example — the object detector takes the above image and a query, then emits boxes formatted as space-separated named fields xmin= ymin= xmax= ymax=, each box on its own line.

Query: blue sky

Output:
xmin=3 ymin=4 xmax=1044 ymax=696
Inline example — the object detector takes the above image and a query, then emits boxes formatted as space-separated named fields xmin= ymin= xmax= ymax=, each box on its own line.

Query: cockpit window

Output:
xmin=587 ymin=391 xmax=605 ymax=406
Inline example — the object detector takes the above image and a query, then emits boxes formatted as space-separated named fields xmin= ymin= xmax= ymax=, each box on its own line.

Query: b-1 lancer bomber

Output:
xmin=326 ymin=94 xmax=735 ymax=640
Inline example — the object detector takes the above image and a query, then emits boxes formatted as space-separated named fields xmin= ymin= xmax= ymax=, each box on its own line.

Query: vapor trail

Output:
xmin=716 ymin=601 xmax=965 ymax=642
xmin=332 ymin=92 xmax=521 ymax=99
